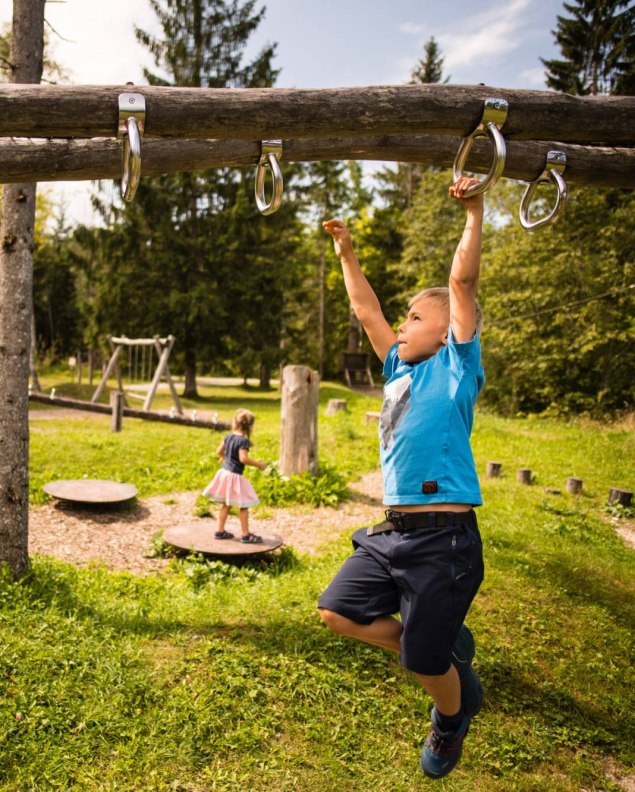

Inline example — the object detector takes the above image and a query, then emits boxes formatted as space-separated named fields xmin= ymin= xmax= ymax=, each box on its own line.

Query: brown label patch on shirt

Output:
xmin=422 ymin=481 xmax=439 ymax=494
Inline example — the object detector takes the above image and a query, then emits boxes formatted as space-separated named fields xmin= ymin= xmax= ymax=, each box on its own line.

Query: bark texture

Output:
xmin=0 ymin=0 xmax=45 ymax=578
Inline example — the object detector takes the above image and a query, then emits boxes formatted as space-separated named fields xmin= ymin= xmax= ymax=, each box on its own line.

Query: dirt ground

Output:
xmin=28 ymin=470 xmax=386 ymax=575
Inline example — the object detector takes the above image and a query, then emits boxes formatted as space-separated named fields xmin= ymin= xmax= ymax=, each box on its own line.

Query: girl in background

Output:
xmin=203 ymin=408 xmax=267 ymax=544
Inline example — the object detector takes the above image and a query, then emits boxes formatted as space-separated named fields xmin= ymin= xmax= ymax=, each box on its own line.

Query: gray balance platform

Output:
xmin=43 ymin=479 xmax=138 ymax=504
xmin=164 ymin=521 xmax=283 ymax=556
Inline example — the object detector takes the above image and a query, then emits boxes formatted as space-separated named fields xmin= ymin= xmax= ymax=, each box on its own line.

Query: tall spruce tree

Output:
xmin=103 ymin=0 xmax=284 ymax=397
xmin=542 ymin=0 xmax=635 ymax=95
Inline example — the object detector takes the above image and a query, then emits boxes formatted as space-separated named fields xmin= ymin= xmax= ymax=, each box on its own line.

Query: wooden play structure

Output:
xmin=92 ymin=334 xmax=183 ymax=415
xmin=2 ymin=11 xmax=634 ymax=576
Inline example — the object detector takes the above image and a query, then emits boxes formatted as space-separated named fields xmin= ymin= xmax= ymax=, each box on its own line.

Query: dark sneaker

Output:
xmin=420 ymin=707 xmax=470 ymax=779
xmin=452 ymin=624 xmax=483 ymax=717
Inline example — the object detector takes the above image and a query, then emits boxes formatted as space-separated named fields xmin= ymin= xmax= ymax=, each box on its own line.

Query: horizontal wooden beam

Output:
xmin=29 ymin=392 xmax=230 ymax=431
xmin=1 ymin=83 xmax=633 ymax=143
xmin=2 ymin=135 xmax=632 ymax=189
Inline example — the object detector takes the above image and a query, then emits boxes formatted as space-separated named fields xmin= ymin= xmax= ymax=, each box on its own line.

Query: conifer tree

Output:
xmin=542 ymin=0 xmax=635 ymax=95
xmin=86 ymin=1 xmax=287 ymax=396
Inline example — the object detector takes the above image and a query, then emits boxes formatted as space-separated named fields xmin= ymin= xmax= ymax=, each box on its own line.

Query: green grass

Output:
xmin=29 ymin=378 xmax=380 ymax=505
xmin=4 ymin=379 xmax=633 ymax=790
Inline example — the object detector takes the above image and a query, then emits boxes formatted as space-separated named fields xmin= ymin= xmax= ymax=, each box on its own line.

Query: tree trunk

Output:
xmin=29 ymin=312 xmax=41 ymax=392
xmin=318 ymin=237 xmax=326 ymax=379
xmin=259 ymin=362 xmax=270 ymax=388
xmin=346 ymin=304 xmax=362 ymax=354
xmin=0 ymin=0 xmax=45 ymax=579
xmin=280 ymin=365 xmax=319 ymax=476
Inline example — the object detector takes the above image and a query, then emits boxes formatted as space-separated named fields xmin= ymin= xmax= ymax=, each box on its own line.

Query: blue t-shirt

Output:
xmin=379 ymin=329 xmax=485 ymax=506
xmin=222 ymin=433 xmax=251 ymax=474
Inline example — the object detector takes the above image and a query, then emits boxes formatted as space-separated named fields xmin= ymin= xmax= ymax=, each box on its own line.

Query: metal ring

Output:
xmin=452 ymin=97 xmax=508 ymax=197
xmin=255 ymin=140 xmax=283 ymax=215
xmin=519 ymin=151 xmax=568 ymax=230
xmin=121 ymin=116 xmax=141 ymax=203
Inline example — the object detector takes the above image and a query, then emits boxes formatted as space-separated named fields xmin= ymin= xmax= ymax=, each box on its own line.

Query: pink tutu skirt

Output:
xmin=202 ymin=468 xmax=260 ymax=508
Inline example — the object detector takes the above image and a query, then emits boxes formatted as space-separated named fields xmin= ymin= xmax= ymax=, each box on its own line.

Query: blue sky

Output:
xmin=0 ymin=0 xmax=563 ymax=223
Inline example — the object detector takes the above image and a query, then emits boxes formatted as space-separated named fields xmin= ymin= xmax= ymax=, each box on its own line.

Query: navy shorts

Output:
xmin=318 ymin=510 xmax=484 ymax=675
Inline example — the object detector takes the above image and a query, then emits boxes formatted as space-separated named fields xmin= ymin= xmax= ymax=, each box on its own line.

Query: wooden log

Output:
xmin=110 ymin=390 xmax=125 ymax=433
xmin=0 ymin=135 xmax=632 ymax=189
xmin=608 ymin=488 xmax=633 ymax=507
xmin=566 ymin=477 xmax=583 ymax=495
xmin=366 ymin=411 xmax=381 ymax=423
xmin=325 ymin=399 xmax=347 ymax=416
xmin=517 ymin=468 xmax=532 ymax=485
xmin=0 ymin=83 xmax=633 ymax=143
xmin=486 ymin=461 xmax=503 ymax=478
xmin=279 ymin=365 xmax=319 ymax=476
xmin=28 ymin=392 xmax=230 ymax=430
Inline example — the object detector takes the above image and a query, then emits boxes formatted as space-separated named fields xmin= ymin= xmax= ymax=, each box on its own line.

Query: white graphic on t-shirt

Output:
xmin=380 ymin=374 xmax=412 ymax=451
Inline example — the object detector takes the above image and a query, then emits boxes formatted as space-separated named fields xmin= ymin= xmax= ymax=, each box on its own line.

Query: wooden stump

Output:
xmin=566 ymin=477 xmax=583 ymax=495
xmin=608 ymin=488 xmax=633 ymax=507
xmin=110 ymin=390 xmax=125 ymax=433
xmin=486 ymin=461 xmax=502 ymax=478
xmin=325 ymin=398 xmax=347 ymax=416
xmin=517 ymin=468 xmax=532 ymax=485
xmin=366 ymin=411 xmax=381 ymax=423
xmin=280 ymin=365 xmax=319 ymax=476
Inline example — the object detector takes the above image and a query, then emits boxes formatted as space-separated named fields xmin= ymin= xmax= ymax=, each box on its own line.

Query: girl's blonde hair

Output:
xmin=409 ymin=286 xmax=484 ymax=335
xmin=232 ymin=408 xmax=256 ymax=438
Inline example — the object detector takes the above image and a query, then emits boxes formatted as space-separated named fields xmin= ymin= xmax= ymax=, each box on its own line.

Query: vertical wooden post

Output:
xmin=608 ymin=488 xmax=633 ymax=507
xmin=486 ymin=461 xmax=502 ymax=478
xmin=566 ymin=477 xmax=583 ymax=494
xmin=110 ymin=391 xmax=125 ymax=433
xmin=517 ymin=468 xmax=532 ymax=485
xmin=280 ymin=365 xmax=319 ymax=476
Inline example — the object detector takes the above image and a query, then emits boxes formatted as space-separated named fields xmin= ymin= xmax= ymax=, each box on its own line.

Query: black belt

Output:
xmin=367 ymin=509 xmax=471 ymax=536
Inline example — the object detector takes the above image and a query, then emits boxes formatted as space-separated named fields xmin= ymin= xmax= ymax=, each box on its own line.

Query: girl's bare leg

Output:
xmin=239 ymin=507 xmax=249 ymax=537
xmin=318 ymin=609 xmax=461 ymax=715
xmin=217 ymin=504 xmax=230 ymax=532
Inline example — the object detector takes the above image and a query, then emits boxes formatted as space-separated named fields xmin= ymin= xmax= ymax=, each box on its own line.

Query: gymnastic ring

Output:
xmin=121 ymin=117 xmax=142 ymax=203
xmin=519 ymin=151 xmax=568 ymax=230
xmin=452 ymin=97 xmax=508 ymax=198
xmin=255 ymin=140 xmax=283 ymax=215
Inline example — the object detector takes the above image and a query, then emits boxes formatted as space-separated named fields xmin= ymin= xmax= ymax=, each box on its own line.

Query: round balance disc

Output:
xmin=43 ymin=479 xmax=138 ymax=505
xmin=164 ymin=521 xmax=283 ymax=556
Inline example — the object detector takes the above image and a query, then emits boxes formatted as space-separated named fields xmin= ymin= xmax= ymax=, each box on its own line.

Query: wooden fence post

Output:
xmin=517 ymin=468 xmax=532 ymax=485
xmin=280 ymin=365 xmax=319 ymax=476
xmin=608 ymin=488 xmax=633 ymax=507
xmin=566 ymin=477 xmax=583 ymax=494
xmin=486 ymin=461 xmax=502 ymax=478
xmin=110 ymin=390 xmax=125 ymax=433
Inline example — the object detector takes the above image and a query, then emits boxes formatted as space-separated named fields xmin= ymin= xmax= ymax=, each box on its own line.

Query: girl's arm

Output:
xmin=323 ymin=219 xmax=397 ymax=363
xmin=216 ymin=440 xmax=226 ymax=459
xmin=448 ymin=177 xmax=484 ymax=343
xmin=239 ymin=448 xmax=267 ymax=470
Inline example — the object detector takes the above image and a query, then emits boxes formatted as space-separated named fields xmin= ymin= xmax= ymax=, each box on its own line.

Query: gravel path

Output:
xmin=29 ymin=470 xmax=385 ymax=575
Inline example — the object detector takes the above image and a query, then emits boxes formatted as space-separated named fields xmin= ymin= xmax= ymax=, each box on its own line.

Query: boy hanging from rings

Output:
xmin=319 ymin=175 xmax=486 ymax=780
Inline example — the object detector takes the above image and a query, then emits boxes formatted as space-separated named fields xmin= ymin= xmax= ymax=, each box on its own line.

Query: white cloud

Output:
xmin=437 ymin=0 xmax=531 ymax=71
xmin=520 ymin=67 xmax=547 ymax=88
xmin=400 ymin=21 xmax=425 ymax=36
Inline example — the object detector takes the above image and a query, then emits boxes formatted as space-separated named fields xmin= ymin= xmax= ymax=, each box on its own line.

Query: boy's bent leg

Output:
xmin=318 ymin=610 xmax=402 ymax=653
xmin=414 ymin=664 xmax=461 ymax=718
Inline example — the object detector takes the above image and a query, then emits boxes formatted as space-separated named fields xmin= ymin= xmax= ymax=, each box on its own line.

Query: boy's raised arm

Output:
xmin=448 ymin=177 xmax=484 ymax=343
xmin=323 ymin=219 xmax=397 ymax=363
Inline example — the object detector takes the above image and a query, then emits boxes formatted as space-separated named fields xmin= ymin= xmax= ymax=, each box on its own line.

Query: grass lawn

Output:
xmin=1 ymin=377 xmax=633 ymax=790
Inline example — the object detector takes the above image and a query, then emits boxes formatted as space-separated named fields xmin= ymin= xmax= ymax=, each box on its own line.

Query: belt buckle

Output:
xmin=385 ymin=509 xmax=407 ymax=532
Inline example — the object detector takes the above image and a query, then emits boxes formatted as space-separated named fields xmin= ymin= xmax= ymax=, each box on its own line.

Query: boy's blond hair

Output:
xmin=409 ymin=287 xmax=484 ymax=335
xmin=232 ymin=408 xmax=256 ymax=439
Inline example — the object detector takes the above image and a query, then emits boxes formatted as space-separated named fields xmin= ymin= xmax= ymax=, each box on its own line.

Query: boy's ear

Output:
xmin=441 ymin=328 xmax=449 ymax=346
